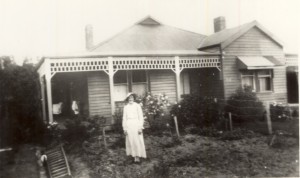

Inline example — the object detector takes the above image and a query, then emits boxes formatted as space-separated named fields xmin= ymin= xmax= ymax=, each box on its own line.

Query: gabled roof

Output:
xmin=90 ymin=16 xmax=207 ymax=52
xmin=198 ymin=20 xmax=283 ymax=50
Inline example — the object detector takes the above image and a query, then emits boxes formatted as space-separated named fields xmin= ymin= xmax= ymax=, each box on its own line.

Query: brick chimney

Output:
xmin=214 ymin=16 xmax=226 ymax=33
xmin=85 ymin=24 xmax=94 ymax=50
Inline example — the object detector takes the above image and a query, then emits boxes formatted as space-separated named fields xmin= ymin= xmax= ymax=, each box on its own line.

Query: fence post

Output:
xmin=265 ymin=101 xmax=273 ymax=135
xmin=228 ymin=112 xmax=233 ymax=131
xmin=102 ymin=127 xmax=107 ymax=149
xmin=173 ymin=116 xmax=180 ymax=137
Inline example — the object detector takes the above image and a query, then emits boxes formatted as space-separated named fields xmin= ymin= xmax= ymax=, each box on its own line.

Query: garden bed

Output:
xmin=66 ymin=132 xmax=299 ymax=178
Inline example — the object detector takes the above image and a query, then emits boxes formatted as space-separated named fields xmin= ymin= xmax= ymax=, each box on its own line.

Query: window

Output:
xmin=241 ymin=71 xmax=256 ymax=91
xmin=132 ymin=70 xmax=147 ymax=96
xmin=132 ymin=70 xmax=147 ymax=83
xmin=114 ymin=70 xmax=127 ymax=84
xmin=114 ymin=71 xmax=128 ymax=101
xmin=180 ymin=71 xmax=190 ymax=95
xmin=114 ymin=70 xmax=148 ymax=101
xmin=257 ymin=70 xmax=272 ymax=91
xmin=241 ymin=70 xmax=272 ymax=92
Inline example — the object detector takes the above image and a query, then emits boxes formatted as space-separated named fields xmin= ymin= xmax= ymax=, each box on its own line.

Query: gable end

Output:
xmin=224 ymin=27 xmax=284 ymax=58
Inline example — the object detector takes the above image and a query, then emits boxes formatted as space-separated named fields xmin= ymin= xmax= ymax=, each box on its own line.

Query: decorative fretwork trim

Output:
xmin=50 ymin=58 xmax=109 ymax=75
xmin=179 ymin=57 xmax=220 ymax=70
xmin=112 ymin=57 xmax=175 ymax=71
xmin=48 ymin=56 xmax=221 ymax=76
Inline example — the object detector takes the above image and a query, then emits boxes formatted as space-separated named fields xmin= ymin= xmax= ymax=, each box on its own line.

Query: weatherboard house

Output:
xmin=37 ymin=16 xmax=293 ymax=123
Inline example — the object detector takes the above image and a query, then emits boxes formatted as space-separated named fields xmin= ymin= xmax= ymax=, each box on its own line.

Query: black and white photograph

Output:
xmin=0 ymin=0 xmax=299 ymax=177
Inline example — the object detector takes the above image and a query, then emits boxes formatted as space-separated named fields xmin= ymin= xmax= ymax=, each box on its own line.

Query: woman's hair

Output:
xmin=125 ymin=93 xmax=136 ymax=102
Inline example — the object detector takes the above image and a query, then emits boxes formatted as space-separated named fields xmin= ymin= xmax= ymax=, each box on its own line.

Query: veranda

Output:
xmin=37 ymin=53 xmax=221 ymax=123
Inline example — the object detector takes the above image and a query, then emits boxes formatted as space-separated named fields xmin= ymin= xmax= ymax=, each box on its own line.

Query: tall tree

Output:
xmin=0 ymin=56 xmax=45 ymax=147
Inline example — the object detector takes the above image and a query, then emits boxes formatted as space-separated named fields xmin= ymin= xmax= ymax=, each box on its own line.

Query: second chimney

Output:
xmin=214 ymin=16 xmax=226 ymax=33
xmin=85 ymin=24 xmax=94 ymax=50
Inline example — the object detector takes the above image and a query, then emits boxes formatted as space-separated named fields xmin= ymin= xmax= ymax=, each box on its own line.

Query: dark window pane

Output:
xmin=259 ymin=77 xmax=271 ymax=91
xmin=114 ymin=70 xmax=127 ymax=84
xmin=257 ymin=70 xmax=271 ymax=76
xmin=265 ymin=78 xmax=271 ymax=90
xmin=242 ymin=71 xmax=254 ymax=76
xmin=132 ymin=70 xmax=146 ymax=83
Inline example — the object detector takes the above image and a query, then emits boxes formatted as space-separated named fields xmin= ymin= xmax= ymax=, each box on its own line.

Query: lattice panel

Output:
xmin=112 ymin=57 xmax=175 ymax=71
xmin=179 ymin=57 xmax=220 ymax=70
xmin=50 ymin=58 xmax=109 ymax=74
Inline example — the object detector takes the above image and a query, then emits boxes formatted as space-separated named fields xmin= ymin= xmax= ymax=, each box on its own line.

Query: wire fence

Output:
xmin=204 ymin=97 xmax=299 ymax=135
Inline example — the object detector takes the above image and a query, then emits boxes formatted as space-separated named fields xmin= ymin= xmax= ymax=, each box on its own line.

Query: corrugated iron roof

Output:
xmin=199 ymin=20 xmax=283 ymax=50
xmin=91 ymin=17 xmax=207 ymax=52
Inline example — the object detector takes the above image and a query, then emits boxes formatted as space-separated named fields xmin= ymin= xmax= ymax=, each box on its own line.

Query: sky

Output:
xmin=0 ymin=0 xmax=299 ymax=64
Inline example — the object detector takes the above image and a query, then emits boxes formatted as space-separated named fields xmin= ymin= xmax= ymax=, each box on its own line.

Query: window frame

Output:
xmin=131 ymin=70 xmax=149 ymax=96
xmin=240 ymin=69 xmax=273 ymax=93
xmin=132 ymin=70 xmax=148 ymax=84
xmin=257 ymin=70 xmax=273 ymax=92
xmin=180 ymin=70 xmax=191 ymax=96
xmin=113 ymin=70 xmax=128 ymax=84
xmin=241 ymin=71 xmax=256 ymax=92
xmin=113 ymin=70 xmax=149 ymax=101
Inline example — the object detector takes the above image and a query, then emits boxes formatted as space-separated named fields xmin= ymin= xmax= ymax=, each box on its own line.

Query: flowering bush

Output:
xmin=138 ymin=92 xmax=170 ymax=119
xmin=137 ymin=92 xmax=171 ymax=131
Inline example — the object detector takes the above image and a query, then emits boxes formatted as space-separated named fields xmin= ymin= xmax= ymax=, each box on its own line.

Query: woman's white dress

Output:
xmin=122 ymin=102 xmax=147 ymax=158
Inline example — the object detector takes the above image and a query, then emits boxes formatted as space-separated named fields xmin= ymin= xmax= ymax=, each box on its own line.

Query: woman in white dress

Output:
xmin=123 ymin=93 xmax=147 ymax=163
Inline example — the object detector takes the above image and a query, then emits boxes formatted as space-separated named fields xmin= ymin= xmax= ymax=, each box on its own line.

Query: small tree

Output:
xmin=225 ymin=86 xmax=264 ymax=123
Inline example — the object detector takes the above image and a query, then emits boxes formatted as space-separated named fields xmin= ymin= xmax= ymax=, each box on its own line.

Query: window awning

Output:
xmin=237 ymin=56 xmax=283 ymax=70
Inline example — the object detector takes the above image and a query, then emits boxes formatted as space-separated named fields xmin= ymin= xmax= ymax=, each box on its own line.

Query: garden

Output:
xmin=51 ymin=89 xmax=298 ymax=177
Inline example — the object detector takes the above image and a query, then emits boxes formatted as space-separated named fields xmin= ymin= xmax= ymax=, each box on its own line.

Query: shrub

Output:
xmin=159 ymin=135 xmax=182 ymax=148
xmin=44 ymin=121 xmax=62 ymax=144
xmin=112 ymin=109 xmax=123 ymax=134
xmin=152 ymin=161 xmax=170 ymax=178
xmin=45 ymin=116 xmax=103 ymax=146
xmin=198 ymin=127 xmax=223 ymax=137
xmin=225 ymin=86 xmax=264 ymax=123
xmin=219 ymin=128 xmax=258 ymax=140
xmin=61 ymin=119 xmax=90 ymax=144
xmin=270 ymin=103 xmax=291 ymax=121
xmin=170 ymin=95 xmax=221 ymax=128
xmin=88 ymin=115 xmax=107 ymax=134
